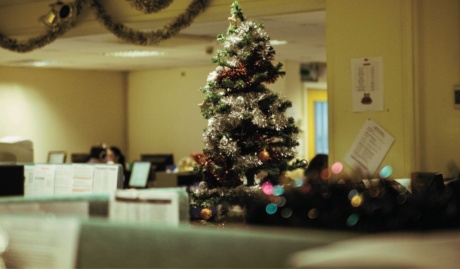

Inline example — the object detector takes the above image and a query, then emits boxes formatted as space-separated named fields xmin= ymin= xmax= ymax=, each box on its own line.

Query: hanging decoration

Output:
xmin=125 ymin=0 xmax=173 ymax=14
xmin=0 ymin=0 xmax=211 ymax=53
xmin=90 ymin=0 xmax=211 ymax=45
xmin=0 ymin=0 xmax=85 ymax=53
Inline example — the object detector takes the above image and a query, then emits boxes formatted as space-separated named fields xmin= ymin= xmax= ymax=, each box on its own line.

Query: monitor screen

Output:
xmin=140 ymin=154 xmax=174 ymax=171
xmin=48 ymin=151 xmax=66 ymax=163
xmin=129 ymin=162 xmax=152 ymax=188
xmin=71 ymin=153 xmax=91 ymax=163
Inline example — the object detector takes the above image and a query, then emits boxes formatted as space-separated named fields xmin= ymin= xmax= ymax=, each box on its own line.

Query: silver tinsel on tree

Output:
xmin=198 ymin=1 xmax=307 ymax=189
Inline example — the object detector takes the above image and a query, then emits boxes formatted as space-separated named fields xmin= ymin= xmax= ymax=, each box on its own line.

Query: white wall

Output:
xmin=0 ymin=67 xmax=126 ymax=162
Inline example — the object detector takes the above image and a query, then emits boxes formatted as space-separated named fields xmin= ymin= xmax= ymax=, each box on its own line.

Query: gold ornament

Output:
xmin=258 ymin=149 xmax=270 ymax=162
xmin=228 ymin=15 xmax=237 ymax=27
xmin=200 ymin=208 xmax=213 ymax=220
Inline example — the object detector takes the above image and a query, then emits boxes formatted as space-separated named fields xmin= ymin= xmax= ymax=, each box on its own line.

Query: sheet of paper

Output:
xmin=110 ymin=189 xmax=181 ymax=226
xmin=71 ymin=164 xmax=94 ymax=194
xmin=23 ymin=165 xmax=35 ymax=196
xmin=0 ymin=216 xmax=80 ymax=269
xmin=344 ymin=119 xmax=394 ymax=176
xmin=54 ymin=165 xmax=74 ymax=195
xmin=351 ymin=57 xmax=384 ymax=112
xmin=32 ymin=165 xmax=56 ymax=196
xmin=92 ymin=164 xmax=119 ymax=194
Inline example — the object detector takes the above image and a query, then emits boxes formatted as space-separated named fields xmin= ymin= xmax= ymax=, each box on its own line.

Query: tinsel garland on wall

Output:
xmin=0 ymin=0 xmax=211 ymax=52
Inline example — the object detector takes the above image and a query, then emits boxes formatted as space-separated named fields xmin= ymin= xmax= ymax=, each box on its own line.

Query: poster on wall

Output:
xmin=351 ymin=57 xmax=384 ymax=112
xmin=344 ymin=119 xmax=394 ymax=176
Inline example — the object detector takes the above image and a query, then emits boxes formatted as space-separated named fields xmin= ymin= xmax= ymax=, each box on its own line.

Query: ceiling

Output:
xmin=0 ymin=0 xmax=326 ymax=71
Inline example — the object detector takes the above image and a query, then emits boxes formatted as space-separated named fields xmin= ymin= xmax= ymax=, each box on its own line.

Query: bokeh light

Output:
xmin=348 ymin=189 xmax=359 ymax=200
xmin=331 ymin=162 xmax=343 ymax=174
xmin=320 ymin=168 xmax=331 ymax=180
xmin=379 ymin=165 xmax=393 ymax=179
xmin=351 ymin=195 xmax=363 ymax=207
xmin=295 ymin=178 xmax=303 ymax=187
xmin=346 ymin=214 xmax=360 ymax=226
xmin=274 ymin=196 xmax=286 ymax=207
xmin=262 ymin=182 xmax=273 ymax=195
xmin=307 ymin=208 xmax=319 ymax=219
xmin=281 ymin=208 xmax=293 ymax=218
xmin=273 ymin=185 xmax=284 ymax=196
xmin=265 ymin=203 xmax=277 ymax=215
xmin=302 ymin=182 xmax=312 ymax=193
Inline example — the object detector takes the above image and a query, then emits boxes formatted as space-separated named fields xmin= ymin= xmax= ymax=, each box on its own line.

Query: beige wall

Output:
xmin=415 ymin=0 xmax=460 ymax=175
xmin=327 ymin=0 xmax=460 ymax=178
xmin=127 ymin=66 xmax=211 ymax=163
xmin=0 ymin=67 xmax=126 ymax=163
xmin=327 ymin=0 xmax=416 ymax=178
xmin=126 ymin=61 xmax=304 ymax=164
xmin=2 ymin=0 xmax=458 ymax=179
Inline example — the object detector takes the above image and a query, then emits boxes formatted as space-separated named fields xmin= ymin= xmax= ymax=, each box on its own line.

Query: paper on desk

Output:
xmin=23 ymin=165 xmax=35 ymax=196
xmin=54 ymin=165 xmax=73 ymax=195
xmin=110 ymin=189 xmax=181 ymax=226
xmin=32 ymin=165 xmax=56 ymax=196
xmin=344 ymin=119 xmax=394 ymax=176
xmin=0 ymin=216 xmax=80 ymax=269
xmin=92 ymin=164 xmax=119 ymax=194
xmin=71 ymin=164 xmax=94 ymax=194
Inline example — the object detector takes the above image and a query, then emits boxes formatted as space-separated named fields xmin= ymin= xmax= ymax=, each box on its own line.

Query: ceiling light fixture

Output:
xmin=40 ymin=1 xmax=75 ymax=27
xmin=30 ymin=61 xmax=51 ymax=67
xmin=103 ymin=50 xmax=165 ymax=58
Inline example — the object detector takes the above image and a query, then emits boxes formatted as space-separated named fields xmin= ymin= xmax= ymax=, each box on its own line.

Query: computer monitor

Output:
xmin=0 ymin=165 xmax=24 ymax=196
xmin=140 ymin=154 xmax=174 ymax=172
xmin=128 ymin=162 xmax=152 ymax=188
xmin=47 ymin=151 xmax=67 ymax=163
xmin=71 ymin=153 xmax=91 ymax=163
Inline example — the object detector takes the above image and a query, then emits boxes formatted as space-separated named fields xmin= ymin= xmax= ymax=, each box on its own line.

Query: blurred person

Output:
xmin=106 ymin=146 xmax=128 ymax=187
xmin=87 ymin=144 xmax=107 ymax=163
xmin=304 ymin=154 xmax=328 ymax=184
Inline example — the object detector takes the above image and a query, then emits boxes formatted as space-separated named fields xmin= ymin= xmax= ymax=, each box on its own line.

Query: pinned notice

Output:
xmin=344 ymin=119 xmax=394 ymax=176
xmin=351 ymin=57 xmax=384 ymax=112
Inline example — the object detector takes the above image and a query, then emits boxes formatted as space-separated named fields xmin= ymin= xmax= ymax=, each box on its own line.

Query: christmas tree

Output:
xmin=198 ymin=1 xmax=307 ymax=189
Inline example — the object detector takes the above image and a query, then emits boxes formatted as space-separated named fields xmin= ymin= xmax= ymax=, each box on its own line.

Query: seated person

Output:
xmin=87 ymin=145 xmax=107 ymax=163
xmin=106 ymin=146 xmax=128 ymax=187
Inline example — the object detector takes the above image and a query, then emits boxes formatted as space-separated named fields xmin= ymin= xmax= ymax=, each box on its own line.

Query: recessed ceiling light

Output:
xmin=271 ymin=40 xmax=288 ymax=46
xmin=103 ymin=50 xmax=164 ymax=58
xmin=30 ymin=61 xmax=51 ymax=67
xmin=7 ymin=60 xmax=52 ymax=67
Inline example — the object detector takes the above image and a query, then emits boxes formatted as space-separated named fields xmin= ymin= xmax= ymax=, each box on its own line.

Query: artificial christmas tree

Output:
xmin=198 ymin=1 xmax=307 ymax=189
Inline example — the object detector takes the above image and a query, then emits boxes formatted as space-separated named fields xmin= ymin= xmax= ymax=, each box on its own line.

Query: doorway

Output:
xmin=306 ymin=87 xmax=328 ymax=161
